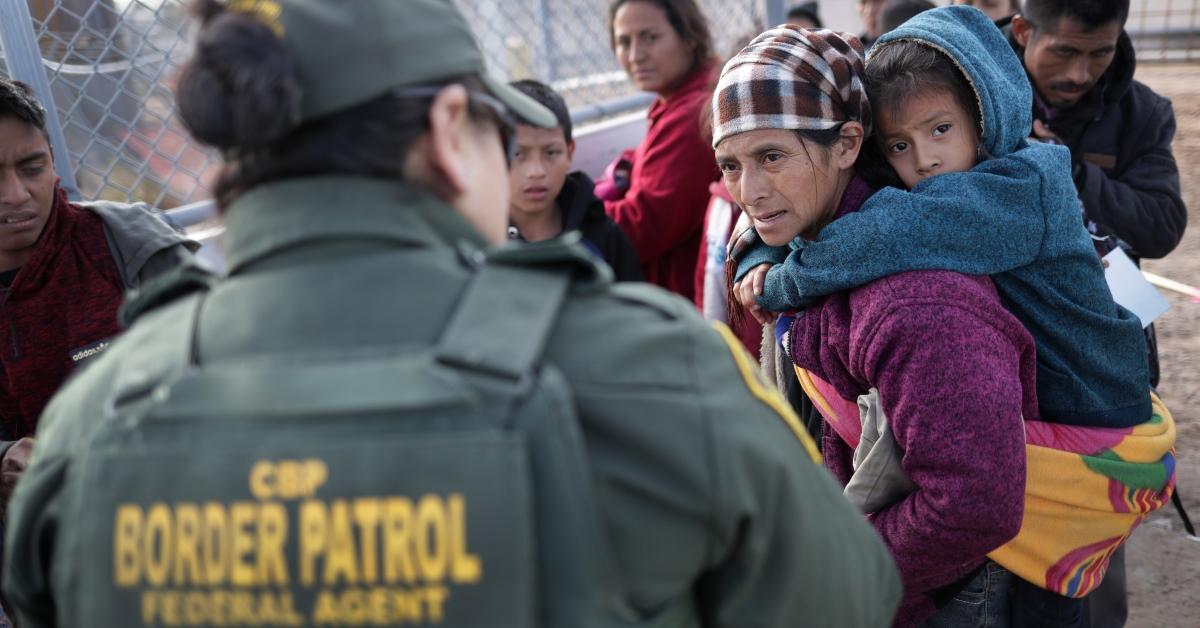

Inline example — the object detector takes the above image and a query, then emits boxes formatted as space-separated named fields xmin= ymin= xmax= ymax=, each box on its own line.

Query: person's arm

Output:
xmin=1075 ymin=98 xmax=1187 ymax=259
xmin=857 ymin=301 xmax=1027 ymax=599
xmin=604 ymin=95 xmax=716 ymax=264
xmin=552 ymin=288 xmax=900 ymax=627
xmin=758 ymin=151 xmax=1054 ymax=312
xmin=695 ymin=325 xmax=901 ymax=627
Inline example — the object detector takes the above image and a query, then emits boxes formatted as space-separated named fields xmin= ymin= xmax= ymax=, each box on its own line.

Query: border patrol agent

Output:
xmin=3 ymin=1 xmax=901 ymax=626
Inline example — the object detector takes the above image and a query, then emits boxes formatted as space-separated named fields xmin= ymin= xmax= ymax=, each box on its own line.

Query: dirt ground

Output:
xmin=1122 ymin=63 xmax=1200 ymax=628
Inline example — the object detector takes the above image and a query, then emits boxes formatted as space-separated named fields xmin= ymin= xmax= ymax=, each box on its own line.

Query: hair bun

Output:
xmin=177 ymin=10 xmax=300 ymax=150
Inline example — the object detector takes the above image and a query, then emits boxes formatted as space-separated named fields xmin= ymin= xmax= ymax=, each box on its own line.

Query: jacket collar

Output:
xmin=9 ymin=184 xmax=74 ymax=295
xmin=222 ymin=176 xmax=488 ymax=273
xmin=648 ymin=60 xmax=716 ymax=121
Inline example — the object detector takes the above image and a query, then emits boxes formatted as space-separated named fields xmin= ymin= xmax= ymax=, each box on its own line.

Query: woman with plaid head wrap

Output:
xmin=714 ymin=25 xmax=1034 ymax=626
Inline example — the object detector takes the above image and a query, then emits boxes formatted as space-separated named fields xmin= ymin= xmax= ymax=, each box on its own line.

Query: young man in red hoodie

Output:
xmin=0 ymin=79 xmax=197 ymax=510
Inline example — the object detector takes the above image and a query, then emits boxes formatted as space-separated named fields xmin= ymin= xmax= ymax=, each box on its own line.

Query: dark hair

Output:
xmin=879 ymin=0 xmax=936 ymax=34
xmin=609 ymin=0 xmax=714 ymax=71
xmin=861 ymin=40 xmax=983 ymax=188
xmin=178 ymin=0 xmax=497 ymax=209
xmin=1021 ymin=0 xmax=1129 ymax=31
xmin=0 ymin=79 xmax=48 ymax=140
xmin=786 ymin=2 xmax=823 ymax=28
xmin=510 ymin=80 xmax=572 ymax=144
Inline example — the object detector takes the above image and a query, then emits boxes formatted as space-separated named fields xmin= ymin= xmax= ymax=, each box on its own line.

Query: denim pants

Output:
xmin=922 ymin=561 xmax=1014 ymax=628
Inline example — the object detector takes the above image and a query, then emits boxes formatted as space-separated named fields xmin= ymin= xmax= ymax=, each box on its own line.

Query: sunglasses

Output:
xmin=392 ymin=86 xmax=519 ymax=166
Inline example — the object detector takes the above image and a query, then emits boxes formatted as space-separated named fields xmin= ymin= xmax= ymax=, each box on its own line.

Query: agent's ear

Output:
xmin=833 ymin=121 xmax=865 ymax=170
xmin=421 ymin=84 xmax=474 ymax=198
xmin=566 ymin=139 xmax=576 ymax=163
xmin=1011 ymin=14 xmax=1033 ymax=48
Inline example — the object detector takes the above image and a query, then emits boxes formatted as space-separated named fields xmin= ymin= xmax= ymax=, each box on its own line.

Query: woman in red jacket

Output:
xmin=606 ymin=0 xmax=719 ymax=299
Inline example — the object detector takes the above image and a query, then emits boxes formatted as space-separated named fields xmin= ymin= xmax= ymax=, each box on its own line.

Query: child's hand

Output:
xmin=734 ymin=263 xmax=776 ymax=325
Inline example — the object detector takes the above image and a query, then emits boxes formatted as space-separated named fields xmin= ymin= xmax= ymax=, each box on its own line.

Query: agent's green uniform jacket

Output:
xmin=4 ymin=176 xmax=900 ymax=627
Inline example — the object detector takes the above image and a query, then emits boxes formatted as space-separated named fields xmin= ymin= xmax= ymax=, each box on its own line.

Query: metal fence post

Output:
xmin=0 ymin=1 xmax=80 ymax=200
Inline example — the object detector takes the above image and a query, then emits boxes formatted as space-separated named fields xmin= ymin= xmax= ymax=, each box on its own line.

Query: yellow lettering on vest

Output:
xmin=229 ymin=502 xmax=256 ymax=586
xmin=173 ymin=504 xmax=203 ymax=585
xmin=141 ymin=591 xmax=158 ymax=624
xmin=203 ymin=502 xmax=230 ymax=586
xmin=210 ymin=590 xmax=230 ymax=627
xmin=424 ymin=585 xmax=450 ymax=623
xmin=299 ymin=499 xmax=327 ymax=586
xmin=340 ymin=588 xmax=367 ymax=624
xmin=390 ymin=589 xmax=420 ymax=622
xmin=353 ymin=498 xmax=382 ymax=583
xmin=447 ymin=494 xmax=480 ymax=583
xmin=415 ymin=495 xmax=447 ymax=582
xmin=249 ymin=461 xmax=275 ymax=501
xmin=305 ymin=459 xmax=328 ymax=496
xmin=323 ymin=500 xmax=360 ymax=585
xmin=183 ymin=591 xmax=207 ymax=625
xmin=383 ymin=498 xmax=416 ymax=583
xmin=258 ymin=501 xmax=289 ymax=585
xmin=143 ymin=503 xmax=173 ymax=587
xmin=367 ymin=587 xmax=389 ymax=624
xmin=158 ymin=589 xmax=182 ymax=625
xmin=115 ymin=504 xmax=143 ymax=586
xmin=311 ymin=590 xmax=337 ymax=624
xmin=230 ymin=590 xmax=256 ymax=624
xmin=250 ymin=459 xmax=328 ymax=500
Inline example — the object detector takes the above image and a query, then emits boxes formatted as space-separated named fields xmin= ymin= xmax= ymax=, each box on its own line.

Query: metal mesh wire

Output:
xmin=453 ymin=0 xmax=766 ymax=110
xmin=3 ymin=1 xmax=1196 ymax=208
xmin=1130 ymin=0 xmax=1200 ymax=62
xmin=0 ymin=0 xmax=766 ymax=208
xmin=15 ymin=0 xmax=215 ymax=209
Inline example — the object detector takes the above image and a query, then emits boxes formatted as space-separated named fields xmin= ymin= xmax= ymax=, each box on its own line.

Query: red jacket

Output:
xmin=605 ymin=63 xmax=719 ymax=300
xmin=0 ymin=188 xmax=124 ymax=438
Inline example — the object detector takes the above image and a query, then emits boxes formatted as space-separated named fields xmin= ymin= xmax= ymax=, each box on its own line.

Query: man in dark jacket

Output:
xmin=1007 ymin=0 xmax=1187 ymax=388
xmin=506 ymin=80 xmax=642 ymax=282
xmin=1007 ymin=2 xmax=1188 ymax=625
xmin=0 ymin=78 xmax=196 ymax=512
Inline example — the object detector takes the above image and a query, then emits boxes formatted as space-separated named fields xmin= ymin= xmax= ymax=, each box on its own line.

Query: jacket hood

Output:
xmin=871 ymin=5 xmax=1030 ymax=157
xmin=558 ymin=171 xmax=604 ymax=233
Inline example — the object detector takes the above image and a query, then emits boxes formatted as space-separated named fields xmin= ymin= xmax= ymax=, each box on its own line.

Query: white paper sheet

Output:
xmin=1103 ymin=248 xmax=1171 ymax=328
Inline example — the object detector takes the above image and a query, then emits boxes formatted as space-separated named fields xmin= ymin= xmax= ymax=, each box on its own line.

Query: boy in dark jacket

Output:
xmin=506 ymin=80 xmax=642 ymax=282
xmin=0 ymin=78 xmax=197 ymax=512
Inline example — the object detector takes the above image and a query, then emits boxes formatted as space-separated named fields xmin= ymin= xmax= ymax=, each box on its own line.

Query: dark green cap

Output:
xmin=226 ymin=0 xmax=556 ymax=127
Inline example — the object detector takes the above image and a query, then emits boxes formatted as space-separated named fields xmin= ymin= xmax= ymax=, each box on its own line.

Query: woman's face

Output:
xmin=715 ymin=128 xmax=850 ymax=246
xmin=613 ymin=1 xmax=695 ymax=97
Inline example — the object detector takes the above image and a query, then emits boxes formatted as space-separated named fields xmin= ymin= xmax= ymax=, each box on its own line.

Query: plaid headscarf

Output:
xmin=711 ymin=26 xmax=871 ymax=148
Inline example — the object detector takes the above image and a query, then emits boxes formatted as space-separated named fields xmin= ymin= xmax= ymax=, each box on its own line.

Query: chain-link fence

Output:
xmin=0 ymin=0 xmax=774 ymax=212
xmin=3 ymin=1 xmax=1198 ymax=211
xmin=1130 ymin=0 xmax=1200 ymax=61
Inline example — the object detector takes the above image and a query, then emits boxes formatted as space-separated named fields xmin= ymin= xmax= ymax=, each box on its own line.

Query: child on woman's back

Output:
xmin=735 ymin=5 xmax=1150 ymax=428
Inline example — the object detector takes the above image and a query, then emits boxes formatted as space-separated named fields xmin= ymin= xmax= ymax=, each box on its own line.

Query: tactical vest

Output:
xmin=69 ymin=247 xmax=627 ymax=627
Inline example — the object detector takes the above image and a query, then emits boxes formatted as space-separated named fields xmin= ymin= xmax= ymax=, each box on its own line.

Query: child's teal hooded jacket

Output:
xmin=740 ymin=5 xmax=1150 ymax=426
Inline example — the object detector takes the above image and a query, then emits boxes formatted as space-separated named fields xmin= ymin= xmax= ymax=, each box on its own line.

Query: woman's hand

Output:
xmin=734 ymin=263 xmax=777 ymax=324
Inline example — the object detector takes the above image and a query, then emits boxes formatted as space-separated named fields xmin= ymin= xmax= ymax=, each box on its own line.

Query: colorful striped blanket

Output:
xmin=796 ymin=368 xmax=1176 ymax=598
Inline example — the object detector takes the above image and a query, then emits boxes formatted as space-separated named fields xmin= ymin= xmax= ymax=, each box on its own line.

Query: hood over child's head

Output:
xmin=867 ymin=4 xmax=1032 ymax=158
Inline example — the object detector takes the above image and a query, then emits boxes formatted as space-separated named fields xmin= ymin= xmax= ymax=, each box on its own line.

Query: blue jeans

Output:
xmin=922 ymin=561 xmax=1014 ymax=628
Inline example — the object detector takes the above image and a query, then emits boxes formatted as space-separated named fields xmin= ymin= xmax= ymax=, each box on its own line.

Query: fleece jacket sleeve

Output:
xmin=1076 ymin=97 xmax=1187 ymax=260
xmin=758 ymin=151 xmax=1053 ymax=312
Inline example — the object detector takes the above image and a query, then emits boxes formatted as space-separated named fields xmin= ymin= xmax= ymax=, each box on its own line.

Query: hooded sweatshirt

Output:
xmin=750 ymin=6 xmax=1150 ymax=427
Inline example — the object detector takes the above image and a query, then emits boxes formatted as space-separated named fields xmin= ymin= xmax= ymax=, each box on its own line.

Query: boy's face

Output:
xmin=508 ymin=124 xmax=574 ymax=217
xmin=0 ymin=117 xmax=56 ymax=272
xmin=877 ymin=90 xmax=979 ymax=189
